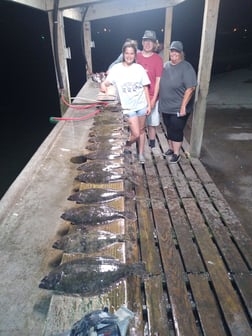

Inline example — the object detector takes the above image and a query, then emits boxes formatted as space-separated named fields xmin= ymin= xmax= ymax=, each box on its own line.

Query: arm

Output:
xmin=100 ymin=79 xmax=112 ymax=93
xmin=144 ymin=86 xmax=151 ymax=115
xmin=179 ymin=87 xmax=196 ymax=116
xmin=151 ymin=77 xmax=161 ymax=109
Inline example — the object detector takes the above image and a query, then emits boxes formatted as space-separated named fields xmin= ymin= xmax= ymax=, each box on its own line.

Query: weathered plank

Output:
xmin=124 ymin=178 xmax=145 ymax=334
xmin=188 ymin=274 xmax=227 ymax=335
xmin=232 ymin=273 xmax=252 ymax=320
xmin=133 ymin=151 xmax=170 ymax=335
xmin=144 ymin=275 xmax=171 ymax=335
xmin=143 ymin=141 xmax=200 ymax=335
xmin=205 ymin=182 xmax=252 ymax=268
xmin=183 ymin=198 xmax=252 ymax=335
xmin=155 ymin=158 xmax=205 ymax=272
xmin=153 ymin=206 xmax=200 ymax=335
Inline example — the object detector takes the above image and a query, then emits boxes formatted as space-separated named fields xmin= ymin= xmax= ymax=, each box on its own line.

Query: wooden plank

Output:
xmin=155 ymin=158 xmax=205 ymax=272
xmin=177 ymin=143 xmax=252 ymax=272
xmin=188 ymin=274 xmax=227 ymax=336
xmin=134 ymin=144 xmax=171 ymax=334
xmin=144 ymin=275 xmax=171 ymax=336
xmin=154 ymin=206 xmax=199 ymax=335
xmin=124 ymin=179 xmax=145 ymax=334
xmin=142 ymin=150 xmax=199 ymax=335
xmin=232 ymin=273 xmax=252 ymax=320
xmin=183 ymin=198 xmax=252 ymax=335
xmin=134 ymin=162 xmax=161 ymax=275
xmin=197 ymin=199 xmax=249 ymax=273
xmin=204 ymin=182 xmax=252 ymax=267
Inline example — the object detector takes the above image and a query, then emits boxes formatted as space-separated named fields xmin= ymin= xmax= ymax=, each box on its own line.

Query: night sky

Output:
xmin=0 ymin=0 xmax=251 ymax=197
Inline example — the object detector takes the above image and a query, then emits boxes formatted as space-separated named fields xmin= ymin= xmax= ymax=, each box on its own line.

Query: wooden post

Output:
xmin=48 ymin=10 xmax=71 ymax=115
xmin=163 ymin=7 xmax=173 ymax=63
xmin=189 ymin=0 xmax=220 ymax=157
xmin=83 ymin=20 xmax=93 ymax=77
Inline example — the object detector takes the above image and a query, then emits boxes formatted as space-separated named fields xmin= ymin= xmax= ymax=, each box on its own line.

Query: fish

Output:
xmin=75 ymin=169 xmax=139 ymax=185
xmin=82 ymin=150 xmax=122 ymax=161
xmin=91 ymin=123 xmax=123 ymax=130
xmin=77 ymin=160 xmax=123 ymax=172
xmin=88 ymin=135 xmax=127 ymax=143
xmin=89 ymin=130 xmax=128 ymax=138
xmin=85 ymin=142 xmax=123 ymax=152
xmin=75 ymin=171 xmax=125 ymax=183
xmin=68 ymin=188 xmax=134 ymax=204
xmin=70 ymin=155 xmax=87 ymax=164
xmin=39 ymin=257 xmax=145 ymax=295
xmin=52 ymin=230 xmax=127 ymax=253
xmin=70 ymin=150 xmax=122 ymax=164
xmin=61 ymin=204 xmax=137 ymax=225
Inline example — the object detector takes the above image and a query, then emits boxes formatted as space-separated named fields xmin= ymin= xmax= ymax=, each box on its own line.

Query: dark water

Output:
xmin=0 ymin=0 xmax=251 ymax=198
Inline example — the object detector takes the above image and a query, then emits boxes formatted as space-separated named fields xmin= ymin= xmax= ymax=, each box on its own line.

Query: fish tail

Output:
xmin=125 ymin=190 xmax=135 ymax=199
xmin=130 ymin=262 xmax=146 ymax=276
xmin=124 ymin=211 xmax=137 ymax=221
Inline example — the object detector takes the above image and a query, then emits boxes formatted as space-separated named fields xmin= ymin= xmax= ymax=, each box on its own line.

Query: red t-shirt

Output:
xmin=136 ymin=52 xmax=163 ymax=99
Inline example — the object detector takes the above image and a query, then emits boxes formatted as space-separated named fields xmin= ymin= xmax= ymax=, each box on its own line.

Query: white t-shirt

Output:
xmin=106 ymin=62 xmax=150 ymax=113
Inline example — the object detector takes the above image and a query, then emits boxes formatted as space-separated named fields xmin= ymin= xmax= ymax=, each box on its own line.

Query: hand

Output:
xmin=100 ymin=82 xmax=107 ymax=93
xmin=146 ymin=106 xmax=151 ymax=115
xmin=179 ymin=105 xmax=186 ymax=116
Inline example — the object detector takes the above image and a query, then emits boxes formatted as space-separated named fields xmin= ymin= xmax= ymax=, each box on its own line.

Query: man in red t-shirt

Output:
xmin=137 ymin=30 xmax=163 ymax=153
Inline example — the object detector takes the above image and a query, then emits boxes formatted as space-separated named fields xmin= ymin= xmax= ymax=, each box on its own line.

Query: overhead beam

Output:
xmin=8 ymin=0 xmax=185 ymax=17
xmin=8 ymin=0 xmax=47 ymax=11
xmin=63 ymin=8 xmax=83 ymax=21
xmin=85 ymin=0 xmax=185 ymax=21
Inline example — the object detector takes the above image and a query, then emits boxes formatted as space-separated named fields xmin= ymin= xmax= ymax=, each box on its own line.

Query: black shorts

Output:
xmin=162 ymin=113 xmax=189 ymax=142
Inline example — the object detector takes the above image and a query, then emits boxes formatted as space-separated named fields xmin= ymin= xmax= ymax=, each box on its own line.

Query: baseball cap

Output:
xmin=169 ymin=41 xmax=183 ymax=52
xmin=142 ymin=30 xmax=157 ymax=42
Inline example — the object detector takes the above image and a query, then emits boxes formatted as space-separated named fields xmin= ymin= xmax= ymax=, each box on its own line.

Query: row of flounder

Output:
xmin=39 ymin=109 xmax=143 ymax=297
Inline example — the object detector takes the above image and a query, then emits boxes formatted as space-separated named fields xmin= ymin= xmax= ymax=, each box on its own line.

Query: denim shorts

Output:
xmin=147 ymin=101 xmax=160 ymax=126
xmin=124 ymin=106 xmax=147 ymax=118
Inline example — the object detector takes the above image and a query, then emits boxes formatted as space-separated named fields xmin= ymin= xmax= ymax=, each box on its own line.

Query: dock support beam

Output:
xmin=48 ymin=9 xmax=71 ymax=116
xmin=190 ymin=0 xmax=220 ymax=157
xmin=163 ymin=7 xmax=173 ymax=63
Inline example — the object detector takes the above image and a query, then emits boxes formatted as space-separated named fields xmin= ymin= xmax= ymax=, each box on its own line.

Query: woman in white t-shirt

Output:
xmin=100 ymin=41 xmax=151 ymax=164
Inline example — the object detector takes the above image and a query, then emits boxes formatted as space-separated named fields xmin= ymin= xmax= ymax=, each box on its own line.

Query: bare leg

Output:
xmin=168 ymin=139 xmax=173 ymax=151
xmin=172 ymin=141 xmax=182 ymax=155
xmin=127 ymin=116 xmax=140 ymax=144
xmin=148 ymin=125 xmax=156 ymax=142
xmin=138 ymin=116 xmax=147 ymax=155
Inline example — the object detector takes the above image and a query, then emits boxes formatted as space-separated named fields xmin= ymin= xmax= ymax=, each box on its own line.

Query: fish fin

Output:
xmin=125 ymin=190 xmax=135 ymax=199
xmin=124 ymin=211 xmax=137 ymax=221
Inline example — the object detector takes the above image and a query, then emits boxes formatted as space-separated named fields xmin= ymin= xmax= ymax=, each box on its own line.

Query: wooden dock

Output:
xmin=42 ymin=85 xmax=252 ymax=336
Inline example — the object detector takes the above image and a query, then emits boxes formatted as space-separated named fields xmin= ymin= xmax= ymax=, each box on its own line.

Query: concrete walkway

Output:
xmin=202 ymin=67 xmax=252 ymax=238
xmin=207 ymin=67 xmax=252 ymax=108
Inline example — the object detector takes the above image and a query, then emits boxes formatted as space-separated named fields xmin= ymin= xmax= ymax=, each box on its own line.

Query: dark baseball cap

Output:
xmin=169 ymin=41 xmax=183 ymax=52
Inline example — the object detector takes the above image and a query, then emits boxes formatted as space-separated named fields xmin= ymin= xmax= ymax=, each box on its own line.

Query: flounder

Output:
xmin=85 ymin=142 xmax=123 ymax=152
xmin=83 ymin=150 xmax=122 ymax=161
xmin=68 ymin=188 xmax=134 ymax=204
xmin=70 ymin=150 xmax=122 ymax=164
xmin=89 ymin=130 xmax=126 ymax=138
xmin=77 ymin=160 xmax=123 ymax=172
xmin=39 ymin=257 xmax=145 ymax=295
xmin=75 ymin=171 xmax=124 ymax=184
xmin=61 ymin=204 xmax=136 ymax=225
xmin=52 ymin=230 xmax=126 ymax=253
